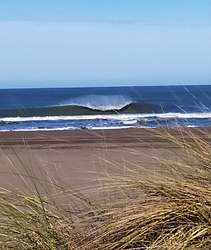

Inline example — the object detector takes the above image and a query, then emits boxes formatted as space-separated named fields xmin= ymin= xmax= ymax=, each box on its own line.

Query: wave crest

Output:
xmin=60 ymin=95 xmax=133 ymax=111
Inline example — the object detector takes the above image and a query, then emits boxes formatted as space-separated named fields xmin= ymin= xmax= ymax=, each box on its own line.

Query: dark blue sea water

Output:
xmin=0 ymin=85 xmax=210 ymax=131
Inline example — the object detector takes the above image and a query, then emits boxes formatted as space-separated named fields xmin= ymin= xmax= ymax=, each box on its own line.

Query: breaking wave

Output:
xmin=59 ymin=95 xmax=133 ymax=111
xmin=0 ymin=102 xmax=161 ymax=118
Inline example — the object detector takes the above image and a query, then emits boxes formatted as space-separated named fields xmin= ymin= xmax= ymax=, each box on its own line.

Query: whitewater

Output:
xmin=0 ymin=85 xmax=210 ymax=131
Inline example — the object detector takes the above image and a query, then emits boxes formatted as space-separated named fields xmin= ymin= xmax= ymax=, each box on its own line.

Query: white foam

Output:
xmin=154 ymin=112 xmax=211 ymax=119
xmin=90 ymin=125 xmax=136 ymax=130
xmin=0 ymin=112 xmax=210 ymax=124
xmin=59 ymin=94 xmax=132 ymax=111
xmin=0 ymin=126 xmax=76 ymax=132
xmin=122 ymin=119 xmax=139 ymax=125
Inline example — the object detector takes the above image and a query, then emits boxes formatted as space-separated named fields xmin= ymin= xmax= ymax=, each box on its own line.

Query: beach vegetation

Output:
xmin=0 ymin=127 xmax=211 ymax=249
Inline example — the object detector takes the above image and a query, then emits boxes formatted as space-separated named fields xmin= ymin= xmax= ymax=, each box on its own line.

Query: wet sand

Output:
xmin=0 ymin=127 xmax=210 ymax=194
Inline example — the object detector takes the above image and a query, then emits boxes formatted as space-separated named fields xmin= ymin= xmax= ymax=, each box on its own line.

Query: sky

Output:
xmin=0 ymin=0 xmax=210 ymax=88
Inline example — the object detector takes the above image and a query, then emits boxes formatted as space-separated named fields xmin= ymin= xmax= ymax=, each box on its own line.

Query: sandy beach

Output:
xmin=0 ymin=127 xmax=210 ymax=193
xmin=0 ymin=127 xmax=211 ymax=249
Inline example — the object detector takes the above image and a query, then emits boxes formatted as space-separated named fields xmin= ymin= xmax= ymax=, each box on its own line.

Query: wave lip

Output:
xmin=59 ymin=95 xmax=133 ymax=111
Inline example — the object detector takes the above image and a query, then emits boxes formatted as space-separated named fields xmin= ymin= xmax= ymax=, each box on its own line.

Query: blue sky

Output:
xmin=0 ymin=0 xmax=210 ymax=88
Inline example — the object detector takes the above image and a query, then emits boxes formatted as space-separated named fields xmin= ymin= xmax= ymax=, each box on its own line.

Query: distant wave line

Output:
xmin=1 ymin=112 xmax=211 ymax=124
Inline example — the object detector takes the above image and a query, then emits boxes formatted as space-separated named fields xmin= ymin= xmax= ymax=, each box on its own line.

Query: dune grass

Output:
xmin=81 ymin=128 xmax=211 ymax=250
xmin=0 ymin=127 xmax=211 ymax=249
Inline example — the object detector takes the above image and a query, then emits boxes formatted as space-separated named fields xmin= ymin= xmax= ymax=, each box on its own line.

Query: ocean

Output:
xmin=0 ymin=85 xmax=210 ymax=131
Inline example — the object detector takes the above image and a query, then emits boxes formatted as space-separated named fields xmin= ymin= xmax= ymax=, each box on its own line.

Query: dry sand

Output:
xmin=0 ymin=128 xmax=210 ymax=195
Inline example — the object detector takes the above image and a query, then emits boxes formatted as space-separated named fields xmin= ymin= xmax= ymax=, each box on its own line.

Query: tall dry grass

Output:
xmin=85 ymin=127 xmax=211 ymax=249
xmin=0 ymin=127 xmax=211 ymax=249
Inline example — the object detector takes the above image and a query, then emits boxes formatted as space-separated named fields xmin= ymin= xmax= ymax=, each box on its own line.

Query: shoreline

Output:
xmin=0 ymin=127 xmax=210 ymax=147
